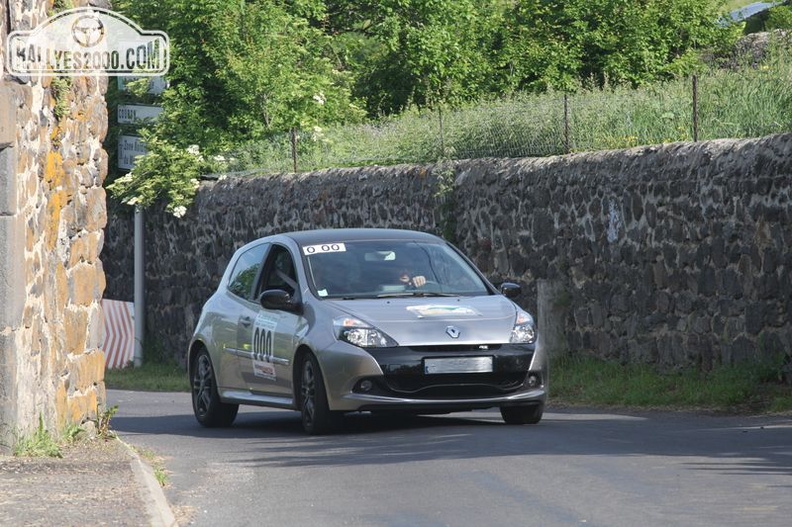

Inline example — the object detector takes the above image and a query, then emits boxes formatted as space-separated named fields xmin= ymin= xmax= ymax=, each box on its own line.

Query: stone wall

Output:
xmin=453 ymin=137 xmax=792 ymax=369
xmin=0 ymin=0 xmax=109 ymax=453
xmin=103 ymin=134 xmax=792 ymax=371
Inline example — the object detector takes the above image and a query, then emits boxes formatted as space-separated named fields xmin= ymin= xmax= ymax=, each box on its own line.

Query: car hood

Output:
xmin=323 ymin=295 xmax=519 ymax=346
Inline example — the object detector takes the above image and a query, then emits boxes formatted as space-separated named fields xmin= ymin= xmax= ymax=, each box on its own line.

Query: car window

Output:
xmin=227 ymin=244 xmax=268 ymax=299
xmin=257 ymin=245 xmax=298 ymax=297
xmin=303 ymin=240 xmax=489 ymax=298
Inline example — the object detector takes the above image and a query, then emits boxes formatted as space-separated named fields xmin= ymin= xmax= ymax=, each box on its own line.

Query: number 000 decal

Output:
xmin=251 ymin=313 xmax=279 ymax=379
xmin=302 ymin=243 xmax=346 ymax=255
xmin=252 ymin=326 xmax=273 ymax=362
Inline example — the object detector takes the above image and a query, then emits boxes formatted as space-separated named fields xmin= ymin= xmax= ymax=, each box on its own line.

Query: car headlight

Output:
xmin=334 ymin=317 xmax=398 ymax=348
xmin=510 ymin=310 xmax=537 ymax=344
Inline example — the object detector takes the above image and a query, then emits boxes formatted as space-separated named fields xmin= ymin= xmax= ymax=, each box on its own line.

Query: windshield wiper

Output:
xmin=376 ymin=291 xmax=457 ymax=298
xmin=324 ymin=295 xmax=373 ymax=300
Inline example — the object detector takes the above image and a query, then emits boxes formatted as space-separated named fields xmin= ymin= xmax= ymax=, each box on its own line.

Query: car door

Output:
xmin=239 ymin=244 xmax=304 ymax=399
xmin=216 ymin=242 xmax=269 ymax=391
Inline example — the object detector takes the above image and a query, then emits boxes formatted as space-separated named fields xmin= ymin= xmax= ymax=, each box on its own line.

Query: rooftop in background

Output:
xmin=730 ymin=1 xmax=784 ymax=21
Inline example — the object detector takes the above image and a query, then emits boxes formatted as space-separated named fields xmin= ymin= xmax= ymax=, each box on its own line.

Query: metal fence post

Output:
xmin=134 ymin=207 xmax=145 ymax=367
xmin=692 ymin=75 xmax=699 ymax=142
xmin=290 ymin=127 xmax=298 ymax=172
xmin=438 ymin=106 xmax=446 ymax=158
xmin=563 ymin=94 xmax=571 ymax=154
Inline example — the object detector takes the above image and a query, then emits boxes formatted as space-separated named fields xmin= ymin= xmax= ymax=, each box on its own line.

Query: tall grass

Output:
xmin=224 ymin=47 xmax=792 ymax=173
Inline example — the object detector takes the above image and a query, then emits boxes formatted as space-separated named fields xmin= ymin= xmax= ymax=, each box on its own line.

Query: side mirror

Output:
xmin=259 ymin=289 xmax=301 ymax=312
xmin=500 ymin=282 xmax=521 ymax=299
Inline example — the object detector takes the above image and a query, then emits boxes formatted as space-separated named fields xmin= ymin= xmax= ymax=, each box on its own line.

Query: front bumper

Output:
xmin=343 ymin=388 xmax=547 ymax=413
xmin=323 ymin=342 xmax=546 ymax=412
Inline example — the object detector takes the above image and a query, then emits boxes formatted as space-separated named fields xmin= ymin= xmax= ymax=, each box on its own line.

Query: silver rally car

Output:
xmin=188 ymin=228 xmax=547 ymax=434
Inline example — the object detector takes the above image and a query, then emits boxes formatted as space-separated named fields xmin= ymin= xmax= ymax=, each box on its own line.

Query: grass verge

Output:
xmin=103 ymin=354 xmax=792 ymax=414
xmin=551 ymin=355 xmax=792 ymax=414
xmin=105 ymin=360 xmax=190 ymax=392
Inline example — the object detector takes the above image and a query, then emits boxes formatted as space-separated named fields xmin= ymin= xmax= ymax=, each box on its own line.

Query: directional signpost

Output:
xmin=117 ymin=134 xmax=149 ymax=170
xmin=116 ymin=76 xmax=165 ymax=367
xmin=117 ymin=104 xmax=163 ymax=125
xmin=117 ymin=75 xmax=167 ymax=95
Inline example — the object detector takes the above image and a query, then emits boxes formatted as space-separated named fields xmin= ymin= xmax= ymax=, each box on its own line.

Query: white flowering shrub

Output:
xmin=108 ymin=130 xmax=226 ymax=217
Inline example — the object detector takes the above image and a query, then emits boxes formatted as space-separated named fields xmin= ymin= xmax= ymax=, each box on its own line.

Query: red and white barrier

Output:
xmin=101 ymin=299 xmax=135 ymax=369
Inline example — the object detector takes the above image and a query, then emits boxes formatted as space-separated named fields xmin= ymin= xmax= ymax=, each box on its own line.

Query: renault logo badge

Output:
xmin=446 ymin=326 xmax=460 ymax=339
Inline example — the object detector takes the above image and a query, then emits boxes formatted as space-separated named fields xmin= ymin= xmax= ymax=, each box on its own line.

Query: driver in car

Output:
xmin=398 ymin=268 xmax=426 ymax=288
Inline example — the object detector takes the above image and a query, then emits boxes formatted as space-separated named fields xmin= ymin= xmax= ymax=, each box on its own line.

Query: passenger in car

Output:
xmin=311 ymin=261 xmax=352 ymax=296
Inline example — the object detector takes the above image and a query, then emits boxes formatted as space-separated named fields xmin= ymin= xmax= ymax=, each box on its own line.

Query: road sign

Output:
xmin=118 ymin=104 xmax=163 ymax=124
xmin=117 ymin=75 xmax=167 ymax=94
xmin=118 ymin=134 xmax=147 ymax=170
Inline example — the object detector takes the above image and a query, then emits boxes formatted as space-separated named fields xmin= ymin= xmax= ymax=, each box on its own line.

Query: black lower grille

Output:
xmin=408 ymin=344 xmax=503 ymax=352
xmin=382 ymin=372 xmax=527 ymax=398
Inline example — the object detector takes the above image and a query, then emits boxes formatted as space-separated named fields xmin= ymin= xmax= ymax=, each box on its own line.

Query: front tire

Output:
xmin=299 ymin=353 xmax=342 ymax=435
xmin=500 ymin=403 xmax=544 ymax=425
xmin=192 ymin=349 xmax=238 ymax=427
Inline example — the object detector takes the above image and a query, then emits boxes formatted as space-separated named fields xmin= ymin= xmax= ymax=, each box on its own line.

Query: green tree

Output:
xmin=324 ymin=0 xmax=502 ymax=114
xmin=766 ymin=5 xmax=792 ymax=30
xmin=115 ymin=0 xmax=361 ymax=147
xmin=496 ymin=0 xmax=735 ymax=91
xmin=108 ymin=0 xmax=744 ymax=212
xmin=109 ymin=0 xmax=363 ymax=212
xmin=213 ymin=1 xmax=362 ymax=138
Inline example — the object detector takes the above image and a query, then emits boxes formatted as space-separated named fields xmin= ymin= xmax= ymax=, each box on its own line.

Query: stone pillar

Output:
xmin=0 ymin=0 xmax=109 ymax=453
xmin=0 ymin=82 xmax=24 ymax=453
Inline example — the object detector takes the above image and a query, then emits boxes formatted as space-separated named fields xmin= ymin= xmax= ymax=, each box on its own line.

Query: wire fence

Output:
xmin=220 ymin=58 xmax=792 ymax=175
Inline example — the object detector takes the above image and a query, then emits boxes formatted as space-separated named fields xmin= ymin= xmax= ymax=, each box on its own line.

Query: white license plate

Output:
xmin=424 ymin=356 xmax=493 ymax=374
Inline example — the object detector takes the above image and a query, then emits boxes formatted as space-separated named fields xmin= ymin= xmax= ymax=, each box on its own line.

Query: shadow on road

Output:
xmin=109 ymin=390 xmax=792 ymax=479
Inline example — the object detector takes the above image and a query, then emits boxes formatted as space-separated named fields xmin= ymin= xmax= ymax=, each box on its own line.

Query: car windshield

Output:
xmin=302 ymin=240 xmax=490 ymax=299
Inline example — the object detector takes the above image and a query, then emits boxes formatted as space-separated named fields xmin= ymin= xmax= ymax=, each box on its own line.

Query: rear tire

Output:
xmin=500 ymin=403 xmax=544 ymax=425
xmin=299 ymin=353 xmax=342 ymax=435
xmin=192 ymin=349 xmax=239 ymax=427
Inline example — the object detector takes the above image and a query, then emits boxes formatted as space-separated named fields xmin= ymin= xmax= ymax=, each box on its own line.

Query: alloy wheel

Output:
xmin=301 ymin=359 xmax=317 ymax=429
xmin=193 ymin=353 xmax=213 ymax=418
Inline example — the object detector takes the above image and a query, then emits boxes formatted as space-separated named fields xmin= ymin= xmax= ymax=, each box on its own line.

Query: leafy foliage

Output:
xmin=95 ymin=405 xmax=119 ymax=440
xmin=109 ymin=0 xmax=364 ymax=212
xmin=107 ymin=0 xmax=744 ymax=212
xmin=496 ymin=0 xmax=734 ymax=92
xmin=106 ymin=129 xmax=216 ymax=217
xmin=327 ymin=0 xmax=501 ymax=114
xmin=114 ymin=0 xmax=361 ymax=148
xmin=766 ymin=5 xmax=792 ymax=30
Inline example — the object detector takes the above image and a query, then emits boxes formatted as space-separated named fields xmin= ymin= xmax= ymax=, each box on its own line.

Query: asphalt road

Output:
xmin=108 ymin=390 xmax=792 ymax=527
